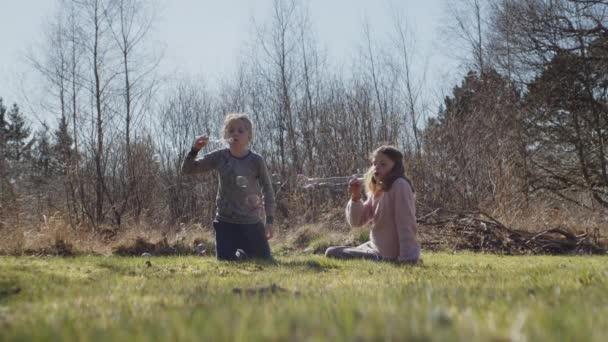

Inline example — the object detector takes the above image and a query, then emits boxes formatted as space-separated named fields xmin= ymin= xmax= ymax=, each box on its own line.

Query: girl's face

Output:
xmin=224 ymin=120 xmax=251 ymax=149
xmin=372 ymin=153 xmax=395 ymax=182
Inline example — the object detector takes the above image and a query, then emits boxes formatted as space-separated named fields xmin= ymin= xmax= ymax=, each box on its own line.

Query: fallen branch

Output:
xmin=418 ymin=209 xmax=607 ymax=255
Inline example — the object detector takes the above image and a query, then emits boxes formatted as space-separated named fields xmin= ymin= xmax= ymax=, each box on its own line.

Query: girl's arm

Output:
xmin=181 ymin=148 xmax=221 ymax=174
xmin=258 ymin=157 xmax=276 ymax=224
xmin=393 ymin=179 xmax=420 ymax=261
xmin=346 ymin=197 xmax=373 ymax=228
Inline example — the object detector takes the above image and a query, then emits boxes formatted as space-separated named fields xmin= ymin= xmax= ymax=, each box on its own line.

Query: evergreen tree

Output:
xmin=53 ymin=115 xmax=74 ymax=175
xmin=33 ymin=123 xmax=54 ymax=178
xmin=6 ymin=103 xmax=32 ymax=162
xmin=0 ymin=98 xmax=8 ymax=209
xmin=29 ymin=122 xmax=66 ymax=215
xmin=0 ymin=98 xmax=7 ymax=163
xmin=422 ymin=69 xmax=523 ymax=210
xmin=0 ymin=98 xmax=7 ymax=135
xmin=524 ymin=40 xmax=608 ymax=209
xmin=0 ymin=98 xmax=7 ymax=169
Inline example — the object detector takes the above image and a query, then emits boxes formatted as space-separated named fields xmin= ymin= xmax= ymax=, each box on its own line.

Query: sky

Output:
xmin=0 ymin=0 xmax=460 ymax=122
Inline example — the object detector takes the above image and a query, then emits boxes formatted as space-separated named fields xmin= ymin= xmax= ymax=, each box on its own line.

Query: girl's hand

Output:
xmin=265 ymin=224 xmax=274 ymax=240
xmin=349 ymin=176 xmax=362 ymax=201
xmin=192 ymin=136 xmax=209 ymax=151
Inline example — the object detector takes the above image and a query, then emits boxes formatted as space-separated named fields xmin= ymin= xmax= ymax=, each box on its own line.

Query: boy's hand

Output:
xmin=349 ymin=176 xmax=362 ymax=201
xmin=192 ymin=136 xmax=209 ymax=151
xmin=265 ymin=224 xmax=274 ymax=240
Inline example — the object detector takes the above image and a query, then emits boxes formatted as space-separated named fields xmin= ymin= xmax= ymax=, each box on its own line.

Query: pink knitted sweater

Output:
xmin=346 ymin=178 xmax=420 ymax=261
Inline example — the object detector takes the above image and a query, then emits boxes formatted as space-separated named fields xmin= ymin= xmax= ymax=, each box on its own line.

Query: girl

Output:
xmin=182 ymin=113 xmax=275 ymax=261
xmin=325 ymin=146 xmax=420 ymax=263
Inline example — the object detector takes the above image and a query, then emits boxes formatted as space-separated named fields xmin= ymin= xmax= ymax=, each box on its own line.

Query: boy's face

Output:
xmin=224 ymin=119 xmax=251 ymax=149
xmin=372 ymin=153 xmax=395 ymax=182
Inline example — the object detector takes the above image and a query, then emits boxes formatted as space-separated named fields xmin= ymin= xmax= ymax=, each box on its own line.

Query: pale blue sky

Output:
xmin=0 ymin=0 xmax=459 ymax=117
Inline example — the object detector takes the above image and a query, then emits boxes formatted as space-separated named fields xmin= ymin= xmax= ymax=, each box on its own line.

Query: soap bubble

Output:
xmin=236 ymin=176 xmax=248 ymax=188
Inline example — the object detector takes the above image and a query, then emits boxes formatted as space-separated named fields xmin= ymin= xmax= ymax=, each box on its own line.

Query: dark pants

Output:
xmin=213 ymin=220 xmax=272 ymax=261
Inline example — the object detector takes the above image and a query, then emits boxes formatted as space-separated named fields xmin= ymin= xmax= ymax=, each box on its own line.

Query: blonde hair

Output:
xmin=223 ymin=113 xmax=254 ymax=140
xmin=364 ymin=145 xmax=413 ymax=196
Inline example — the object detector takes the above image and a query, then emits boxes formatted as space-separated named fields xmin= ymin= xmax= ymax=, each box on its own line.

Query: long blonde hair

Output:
xmin=364 ymin=146 xmax=414 ymax=196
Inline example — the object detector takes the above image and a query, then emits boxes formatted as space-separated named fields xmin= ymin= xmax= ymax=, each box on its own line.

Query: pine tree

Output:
xmin=524 ymin=44 xmax=608 ymax=209
xmin=6 ymin=103 xmax=32 ymax=162
xmin=0 ymin=98 xmax=7 ymax=163
xmin=0 ymin=98 xmax=7 ymax=165
xmin=52 ymin=115 xmax=78 ymax=223
xmin=53 ymin=115 xmax=74 ymax=175
xmin=33 ymin=123 xmax=54 ymax=178
xmin=422 ymin=69 xmax=523 ymax=209
xmin=0 ymin=98 xmax=8 ymax=213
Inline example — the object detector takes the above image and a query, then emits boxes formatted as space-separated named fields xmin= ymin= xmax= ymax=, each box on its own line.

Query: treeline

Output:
xmin=0 ymin=0 xmax=606 ymax=232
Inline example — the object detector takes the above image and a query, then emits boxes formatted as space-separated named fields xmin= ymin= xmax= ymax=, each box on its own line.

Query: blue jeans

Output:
xmin=213 ymin=220 xmax=272 ymax=260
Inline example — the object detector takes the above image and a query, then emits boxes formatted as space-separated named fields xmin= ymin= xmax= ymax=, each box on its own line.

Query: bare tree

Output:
xmin=389 ymin=9 xmax=428 ymax=154
xmin=253 ymin=0 xmax=302 ymax=175
xmin=28 ymin=0 xmax=86 ymax=227
xmin=104 ymin=0 xmax=160 ymax=220
xmin=361 ymin=19 xmax=387 ymax=144
xmin=441 ymin=0 xmax=489 ymax=74
xmin=60 ymin=0 xmax=123 ymax=226
xmin=295 ymin=5 xmax=326 ymax=176
xmin=86 ymin=0 xmax=112 ymax=224
xmin=64 ymin=0 xmax=87 ymax=225
xmin=154 ymin=78 xmax=217 ymax=223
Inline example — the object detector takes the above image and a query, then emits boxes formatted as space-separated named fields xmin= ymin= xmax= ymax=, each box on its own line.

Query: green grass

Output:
xmin=1 ymin=253 xmax=607 ymax=341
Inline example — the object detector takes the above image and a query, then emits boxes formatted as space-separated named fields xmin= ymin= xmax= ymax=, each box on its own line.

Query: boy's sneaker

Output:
xmin=235 ymin=249 xmax=248 ymax=261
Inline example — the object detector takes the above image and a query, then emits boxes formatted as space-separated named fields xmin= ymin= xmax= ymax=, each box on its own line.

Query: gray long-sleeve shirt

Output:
xmin=182 ymin=148 xmax=275 ymax=224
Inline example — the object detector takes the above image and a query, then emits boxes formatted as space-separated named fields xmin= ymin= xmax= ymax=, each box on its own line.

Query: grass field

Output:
xmin=1 ymin=253 xmax=607 ymax=341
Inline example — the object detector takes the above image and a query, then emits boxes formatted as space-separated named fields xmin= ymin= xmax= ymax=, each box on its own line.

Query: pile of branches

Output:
xmin=418 ymin=210 xmax=607 ymax=255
